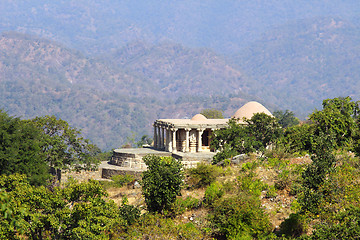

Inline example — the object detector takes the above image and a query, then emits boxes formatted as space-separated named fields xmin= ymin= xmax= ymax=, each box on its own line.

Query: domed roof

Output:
xmin=232 ymin=101 xmax=273 ymax=120
xmin=191 ymin=114 xmax=207 ymax=121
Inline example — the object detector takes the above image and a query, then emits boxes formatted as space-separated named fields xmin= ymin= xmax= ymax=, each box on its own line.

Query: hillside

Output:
xmin=1 ymin=1 xmax=360 ymax=55
xmin=0 ymin=32 xmax=259 ymax=150
xmin=232 ymin=17 xmax=360 ymax=116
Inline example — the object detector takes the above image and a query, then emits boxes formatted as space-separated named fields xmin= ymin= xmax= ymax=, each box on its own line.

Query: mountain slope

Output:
xmin=232 ymin=17 xmax=360 ymax=116
xmin=0 ymin=32 xmax=259 ymax=150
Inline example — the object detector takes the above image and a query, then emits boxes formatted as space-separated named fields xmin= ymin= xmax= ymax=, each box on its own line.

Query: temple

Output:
xmin=153 ymin=101 xmax=273 ymax=153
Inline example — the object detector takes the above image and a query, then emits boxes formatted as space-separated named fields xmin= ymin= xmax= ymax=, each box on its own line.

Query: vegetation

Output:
xmin=3 ymin=96 xmax=360 ymax=239
xmin=141 ymin=155 xmax=184 ymax=213
xmin=0 ymin=111 xmax=99 ymax=185
xmin=200 ymin=108 xmax=224 ymax=119
xmin=212 ymin=113 xmax=282 ymax=163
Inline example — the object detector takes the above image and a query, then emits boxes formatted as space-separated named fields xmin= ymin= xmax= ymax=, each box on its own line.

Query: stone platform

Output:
xmin=101 ymin=147 xmax=215 ymax=179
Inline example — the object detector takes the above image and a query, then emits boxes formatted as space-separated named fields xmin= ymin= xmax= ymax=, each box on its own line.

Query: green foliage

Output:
xmin=186 ymin=162 xmax=222 ymax=188
xmin=209 ymin=194 xmax=272 ymax=239
xmin=280 ymin=123 xmax=313 ymax=154
xmin=310 ymin=207 xmax=360 ymax=239
xmin=204 ymin=181 xmax=225 ymax=207
xmin=0 ymin=174 xmax=124 ymax=239
xmin=168 ymin=196 xmax=200 ymax=216
xmin=266 ymin=185 xmax=278 ymax=198
xmin=135 ymin=134 xmax=153 ymax=147
xmin=279 ymin=213 xmax=307 ymax=238
xmin=31 ymin=115 xmax=100 ymax=175
xmin=0 ymin=110 xmax=50 ymax=185
xmin=245 ymin=112 xmax=283 ymax=154
xmin=310 ymin=96 xmax=359 ymax=149
xmin=200 ymin=108 xmax=224 ymax=119
xmin=274 ymin=110 xmax=300 ymax=128
xmin=119 ymin=197 xmax=141 ymax=227
xmin=110 ymin=174 xmax=135 ymax=188
xmin=141 ymin=155 xmax=184 ymax=213
xmin=123 ymin=213 xmax=204 ymax=239
xmin=238 ymin=170 xmax=267 ymax=197
xmin=212 ymin=113 xmax=282 ymax=163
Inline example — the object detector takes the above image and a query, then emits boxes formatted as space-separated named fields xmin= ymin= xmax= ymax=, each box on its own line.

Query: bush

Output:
xmin=203 ymin=181 xmax=224 ymax=207
xmin=111 ymin=174 xmax=135 ymax=188
xmin=187 ymin=162 xmax=222 ymax=188
xmin=119 ymin=197 xmax=141 ymax=226
xmin=278 ymin=213 xmax=307 ymax=238
xmin=266 ymin=185 xmax=278 ymax=198
xmin=168 ymin=196 xmax=200 ymax=216
xmin=141 ymin=155 xmax=184 ymax=213
xmin=124 ymin=213 xmax=204 ymax=239
xmin=209 ymin=194 xmax=272 ymax=239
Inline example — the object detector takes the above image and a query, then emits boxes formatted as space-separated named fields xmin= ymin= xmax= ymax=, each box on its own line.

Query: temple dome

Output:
xmin=191 ymin=114 xmax=207 ymax=121
xmin=232 ymin=101 xmax=273 ymax=120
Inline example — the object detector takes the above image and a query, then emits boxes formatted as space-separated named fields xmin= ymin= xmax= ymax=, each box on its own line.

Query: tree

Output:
xmin=0 ymin=110 xmax=50 ymax=185
xmin=273 ymin=110 xmax=300 ymax=128
xmin=212 ymin=113 xmax=282 ymax=163
xmin=245 ymin=113 xmax=282 ymax=153
xmin=0 ymin=174 xmax=126 ymax=239
xmin=141 ymin=155 xmax=184 ymax=213
xmin=211 ymin=118 xmax=255 ymax=163
xmin=200 ymin=108 xmax=224 ymax=119
xmin=31 ymin=115 xmax=100 ymax=181
xmin=310 ymin=96 xmax=359 ymax=148
xmin=136 ymin=135 xmax=153 ymax=147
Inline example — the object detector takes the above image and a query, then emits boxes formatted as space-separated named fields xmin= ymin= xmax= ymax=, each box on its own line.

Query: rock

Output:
xmin=133 ymin=181 xmax=141 ymax=189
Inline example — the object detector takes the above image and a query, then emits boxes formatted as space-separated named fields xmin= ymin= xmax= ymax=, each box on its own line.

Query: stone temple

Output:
xmin=152 ymin=101 xmax=273 ymax=153
xmin=104 ymin=101 xmax=273 ymax=178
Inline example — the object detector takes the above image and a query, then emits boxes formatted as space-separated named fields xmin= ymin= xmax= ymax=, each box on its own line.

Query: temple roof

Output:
xmin=154 ymin=118 xmax=229 ymax=129
xmin=232 ymin=101 xmax=272 ymax=119
xmin=191 ymin=114 xmax=207 ymax=121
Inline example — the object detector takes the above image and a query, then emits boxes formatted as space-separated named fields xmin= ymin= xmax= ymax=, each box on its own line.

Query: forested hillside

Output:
xmin=2 ymin=1 xmax=360 ymax=148
xmin=0 ymin=32 xmax=256 ymax=150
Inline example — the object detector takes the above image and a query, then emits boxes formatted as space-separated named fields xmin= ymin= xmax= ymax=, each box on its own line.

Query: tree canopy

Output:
xmin=200 ymin=108 xmax=224 ymax=119
xmin=141 ymin=155 xmax=184 ymax=213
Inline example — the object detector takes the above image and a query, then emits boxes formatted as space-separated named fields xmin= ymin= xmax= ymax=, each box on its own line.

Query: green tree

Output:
xmin=0 ymin=110 xmax=49 ymax=185
xmin=0 ymin=174 xmax=126 ymax=239
xmin=136 ymin=135 xmax=153 ymax=147
xmin=300 ymin=133 xmax=336 ymax=214
xmin=212 ymin=113 xmax=282 ymax=163
xmin=141 ymin=155 xmax=184 ymax=213
xmin=280 ymin=123 xmax=313 ymax=154
xmin=200 ymin=108 xmax=224 ymax=119
xmin=273 ymin=109 xmax=300 ymax=128
xmin=310 ymin=96 xmax=359 ymax=148
xmin=31 ymin=115 xmax=100 ymax=181
xmin=245 ymin=112 xmax=282 ymax=153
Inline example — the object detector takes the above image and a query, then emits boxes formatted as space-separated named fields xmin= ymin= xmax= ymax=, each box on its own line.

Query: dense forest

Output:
xmin=2 ymin=96 xmax=360 ymax=239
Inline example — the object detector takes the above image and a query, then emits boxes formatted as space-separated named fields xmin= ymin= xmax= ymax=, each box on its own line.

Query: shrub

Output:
xmin=266 ymin=185 xmax=277 ymax=198
xmin=203 ymin=181 xmax=224 ymax=207
xmin=278 ymin=213 xmax=307 ymax=238
xmin=124 ymin=213 xmax=204 ymax=239
xmin=209 ymin=194 xmax=272 ymax=239
xmin=187 ymin=162 xmax=222 ymax=188
xmin=141 ymin=155 xmax=184 ymax=213
xmin=168 ymin=196 xmax=200 ymax=216
xmin=111 ymin=174 xmax=135 ymax=188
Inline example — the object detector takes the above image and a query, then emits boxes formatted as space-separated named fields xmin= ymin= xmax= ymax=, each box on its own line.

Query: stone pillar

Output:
xmin=156 ymin=126 xmax=161 ymax=149
xmin=172 ymin=129 xmax=177 ymax=153
xmin=185 ymin=128 xmax=190 ymax=152
xmin=167 ymin=128 xmax=172 ymax=152
xmin=197 ymin=128 xmax=204 ymax=152
xmin=161 ymin=127 xmax=165 ymax=150
xmin=153 ymin=124 xmax=158 ymax=149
